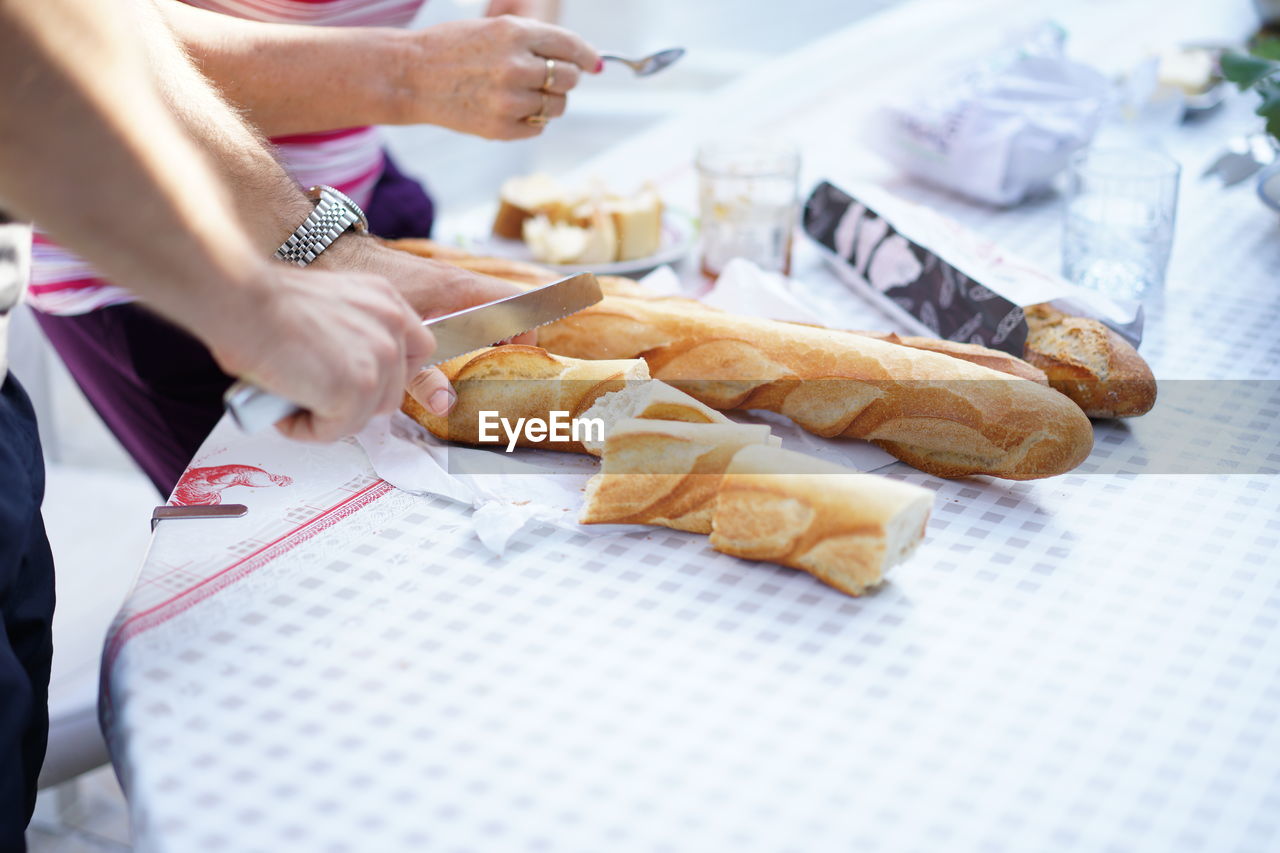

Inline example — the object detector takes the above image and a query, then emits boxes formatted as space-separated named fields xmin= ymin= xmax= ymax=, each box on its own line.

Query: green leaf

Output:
xmin=1221 ymin=51 xmax=1280 ymax=89
xmin=1252 ymin=37 xmax=1280 ymax=61
xmin=1258 ymin=84 xmax=1280 ymax=138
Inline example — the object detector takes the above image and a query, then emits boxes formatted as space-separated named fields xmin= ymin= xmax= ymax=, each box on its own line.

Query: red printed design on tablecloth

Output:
xmin=104 ymin=476 xmax=395 ymax=679
xmin=172 ymin=464 xmax=295 ymax=506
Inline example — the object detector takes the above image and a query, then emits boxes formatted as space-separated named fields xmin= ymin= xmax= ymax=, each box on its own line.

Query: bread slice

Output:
xmin=1023 ymin=303 xmax=1156 ymax=418
xmin=605 ymin=189 xmax=663 ymax=261
xmin=710 ymin=446 xmax=932 ymax=596
xmin=580 ymin=419 xmax=780 ymax=532
xmin=578 ymin=380 xmax=736 ymax=455
xmin=522 ymin=207 xmax=618 ymax=266
xmin=492 ymin=173 xmax=575 ymax=240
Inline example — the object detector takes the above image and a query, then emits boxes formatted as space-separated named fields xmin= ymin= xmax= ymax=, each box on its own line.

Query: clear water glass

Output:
xmin=1061 ymin=148 xmax=1180 ymax=302
xmin=697 ymin=139 xmax=800 ymax=278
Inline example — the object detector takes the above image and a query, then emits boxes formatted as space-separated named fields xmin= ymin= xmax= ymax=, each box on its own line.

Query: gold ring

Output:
xmin=542 ymin=58 xmax=556 ymax=92
xmin=525 ymin=92 xmax=550 ymax=126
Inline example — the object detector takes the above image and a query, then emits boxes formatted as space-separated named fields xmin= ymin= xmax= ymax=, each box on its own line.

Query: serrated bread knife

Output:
xmin=223 ymin=272 xmax=603 ymax=433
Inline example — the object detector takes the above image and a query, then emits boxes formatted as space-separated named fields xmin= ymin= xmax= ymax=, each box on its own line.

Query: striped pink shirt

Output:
xmin=28 ymin=0 xmax=426 ymax=316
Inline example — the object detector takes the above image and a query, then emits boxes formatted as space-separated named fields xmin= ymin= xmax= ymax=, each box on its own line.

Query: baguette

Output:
xmin=384 ymin=238 xmax=663 ymax=298
xmin=709 ymin=446 xmax=933 ymax=596
xmin=850 ymin=330 xmax=1048 ymax=384
xmin=401 ymin=345 xmax=649 ymax=454
xmin=580 ymin=419 xmax=780 ymax=532
xmin=1023 ymin=303 xmax=1156 ymax=418
xmin=382 ymin=239 xmax=562 ymax=287
xmin=578 ymin=380 xmax=735 ymax=455
xmin=537 ymin=295 xmax=1094 ymax=479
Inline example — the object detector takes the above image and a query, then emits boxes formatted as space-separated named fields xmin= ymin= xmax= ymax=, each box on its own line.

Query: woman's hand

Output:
xmin=395 ymin=15 xmax=600 ymax=140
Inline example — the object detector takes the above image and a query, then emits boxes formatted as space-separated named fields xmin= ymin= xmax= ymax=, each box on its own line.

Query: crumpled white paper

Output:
xmin=869 ymin=22 xmax=1110 ymax=206
xmin=356 ymin=263 xmax=898 ymax=554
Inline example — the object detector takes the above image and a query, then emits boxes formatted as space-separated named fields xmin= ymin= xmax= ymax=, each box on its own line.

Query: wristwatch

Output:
xmin=274 ymin=185 xmax=369 ymax=267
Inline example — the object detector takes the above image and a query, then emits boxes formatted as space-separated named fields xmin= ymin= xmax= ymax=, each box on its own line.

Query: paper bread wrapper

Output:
xmin=802 ymin=180 xmax=1143 ymax=356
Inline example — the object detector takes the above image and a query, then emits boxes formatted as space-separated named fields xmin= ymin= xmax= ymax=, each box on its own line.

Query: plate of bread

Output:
xmin=482 ymin=173 xmax=695 ymax=275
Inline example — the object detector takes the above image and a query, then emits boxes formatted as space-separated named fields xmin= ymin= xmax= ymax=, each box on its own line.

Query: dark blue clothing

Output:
xmin=0 ymin=375 xmax=54 ymax=853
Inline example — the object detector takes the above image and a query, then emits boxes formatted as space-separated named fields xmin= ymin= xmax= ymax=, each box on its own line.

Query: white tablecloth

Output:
xmin=103 ymin=1 xmax=1280 ymax=851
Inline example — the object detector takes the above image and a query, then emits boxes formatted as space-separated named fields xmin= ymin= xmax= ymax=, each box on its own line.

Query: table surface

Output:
xmin=103 ymin=1 xmax=1280 ymax=851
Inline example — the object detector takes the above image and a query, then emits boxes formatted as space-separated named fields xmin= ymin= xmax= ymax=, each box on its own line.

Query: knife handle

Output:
xmin=223 ymin=380 xmax=302 ymax=433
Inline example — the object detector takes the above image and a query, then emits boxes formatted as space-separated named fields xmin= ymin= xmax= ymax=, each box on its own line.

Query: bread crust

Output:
xmin=492 ymin=198 xmax=531 ymax=240
xmin=538 ymin=296 xmax=1094 ymax=479
xmin=400 ymin=345 xmax=649 ymax=454
xmin=1023 ymin=304 xmax=1156 ymax=418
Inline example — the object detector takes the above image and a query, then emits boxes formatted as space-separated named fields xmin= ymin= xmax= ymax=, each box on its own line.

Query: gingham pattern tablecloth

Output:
xmin=102 ymin=1 xmax=1280 ymax=851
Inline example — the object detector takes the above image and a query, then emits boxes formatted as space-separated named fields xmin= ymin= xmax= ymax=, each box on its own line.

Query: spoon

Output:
xmin=601 ymin=47 xmax=686 ymax=77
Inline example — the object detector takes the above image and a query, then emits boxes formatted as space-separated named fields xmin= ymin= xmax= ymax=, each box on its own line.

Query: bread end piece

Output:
xmin=710 ymin=446 xmax=932 ymax=596
xmin=1024 ymin=304 xmax=1156 ymax=418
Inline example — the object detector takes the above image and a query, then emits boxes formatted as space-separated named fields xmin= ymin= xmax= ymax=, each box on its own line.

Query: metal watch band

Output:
xmin=274 ymin=185 xmax=369 ymax=267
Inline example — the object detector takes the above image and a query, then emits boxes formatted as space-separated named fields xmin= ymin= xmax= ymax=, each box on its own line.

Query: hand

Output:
xmin=396 ymin=15 xmax=600 ymax=140
xmin=318 ymin=237 xmax=537 ymax=414
xmin=202 ymin=260 xmax=438 ymax=442
xmin=321 ymin=236 xmax=537 ymax=333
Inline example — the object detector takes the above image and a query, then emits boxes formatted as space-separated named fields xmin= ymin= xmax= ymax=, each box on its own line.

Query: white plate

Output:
xmin=467 ymin=210 xmax=697 ymax=277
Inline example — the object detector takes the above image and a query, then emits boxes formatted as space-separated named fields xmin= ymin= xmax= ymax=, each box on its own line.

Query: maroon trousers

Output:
xmin=35 ymin=154 xmax=434 ymax=496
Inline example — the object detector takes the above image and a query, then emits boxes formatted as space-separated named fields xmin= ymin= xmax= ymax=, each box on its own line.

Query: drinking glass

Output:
xmin=1061 ymin=147 xmax=1180 ymax=302
xmin=697 ymin=139 xmax=800 ymax=278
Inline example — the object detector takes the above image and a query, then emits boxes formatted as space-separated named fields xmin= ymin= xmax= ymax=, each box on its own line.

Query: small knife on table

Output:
xmin=223 ymin=272 xmax=603 ymax=433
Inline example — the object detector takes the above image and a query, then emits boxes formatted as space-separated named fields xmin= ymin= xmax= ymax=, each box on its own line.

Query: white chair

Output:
xmin=34 ymin=464 xmax=152 ymax=831
xmin=9 ymin=309 xmax=156 ymax=822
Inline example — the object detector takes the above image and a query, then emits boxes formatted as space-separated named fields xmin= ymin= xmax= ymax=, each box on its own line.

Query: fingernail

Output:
xmin=594 ymin=58 xmax=604 ymax=73
xmin=428 ymin=387 xmax=456 ymax=416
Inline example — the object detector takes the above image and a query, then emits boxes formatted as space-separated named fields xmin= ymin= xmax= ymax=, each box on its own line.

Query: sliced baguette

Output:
xmin=710 ymin=445 xmax=933 ymax=596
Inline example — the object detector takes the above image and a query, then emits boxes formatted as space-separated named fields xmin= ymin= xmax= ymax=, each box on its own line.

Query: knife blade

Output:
xmin=223 ymin=272 xmax=603 ymax=433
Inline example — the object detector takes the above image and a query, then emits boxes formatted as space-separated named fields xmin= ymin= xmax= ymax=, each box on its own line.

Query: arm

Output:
xmin=137 ymin=1 xmax=536 ymax=345
xmin=486 ymin=0 xmax=562 ymax=22
xmin=0 ymin=0 xmax=435 ymax=440
xmin=159 ymin=3 xmax=599 ymax=139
